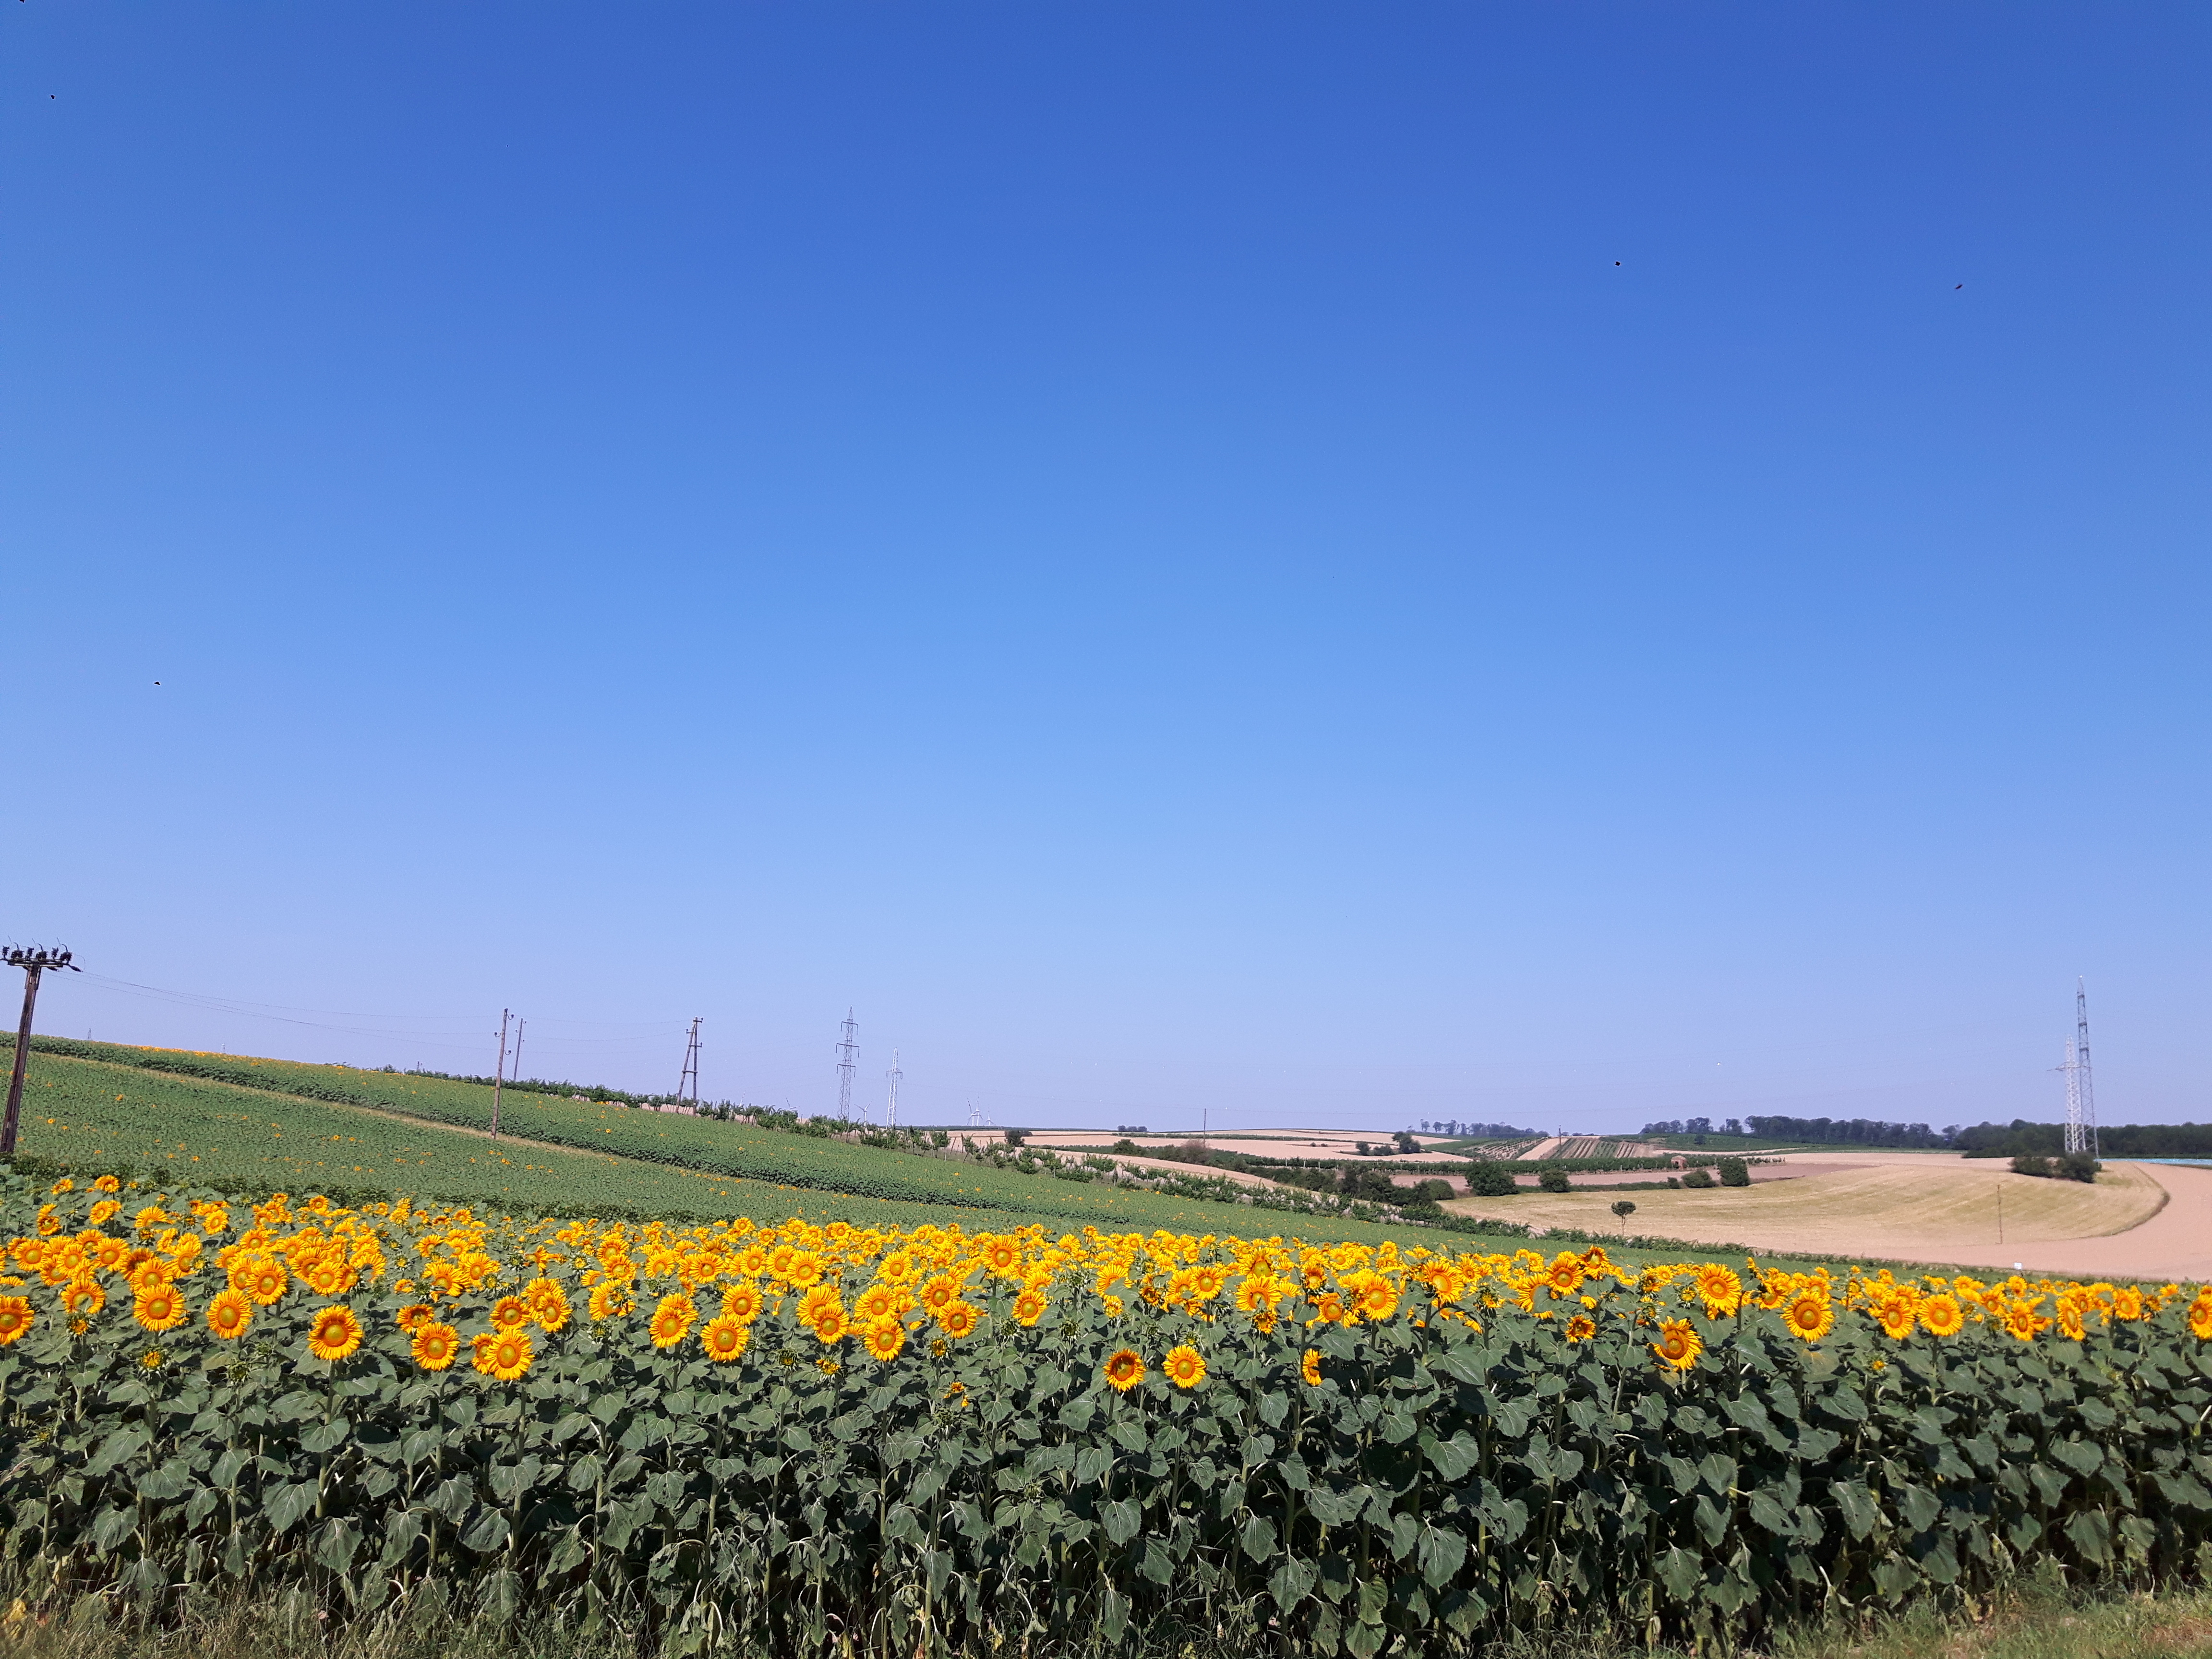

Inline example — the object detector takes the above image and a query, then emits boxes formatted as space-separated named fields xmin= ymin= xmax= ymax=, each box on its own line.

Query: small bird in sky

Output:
xmin=1955 ymin=284 xmax=1964 ymax=290
xmin=1614 ymin=261 xmax=1622 ymax=267
xmin=153 ymin=681 xmax=161 ymax=686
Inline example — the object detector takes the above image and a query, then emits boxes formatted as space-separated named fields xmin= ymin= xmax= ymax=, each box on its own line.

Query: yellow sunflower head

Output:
xmin=649 ymin=1293 xmax=697 ymax=1349
xmin=1103 ymin=1347 xmax=1145 ymax=1393
xmin=1920 ymin=1294 xmax=1965 ymax=1337
xmin=491 ymin=1295 xmax=532 ymax=1330
xmin=473 ymin=1326 xmax=533 ymax=1381
xmin=1651 ymin=1318 xmax=1702 ymax=1372
xmin=1012 ymin=1289 xmax=1046 ymax=1327
xmin=1565 ymin=1314 xmax=1597 ymax=1343
xmin=412 ymin=1321 xmax=459 ymax=1370
xmin=700 ymin=1314 xmax=751 ymax=1364
xmin=0 ymin=1296 xmax=34 ymax=1345
xmin=206 ymin=1288 xmax=252 ymax=1341
xmin=134 ymin=1284 xmax=187 ymax=1334
xmin=1163 ymin=1344 xmax=1207 ymax=1390
xmin=863 ymin=1317 xmax=905 ymax=1362
xmin=307 ymin=1304 xmax=363 ymax=1362
xmin=1300 ymin=1348 xmax=1323 ymax=1386
xmin=1783 ymin=1293 xmax=1833 ymax=1343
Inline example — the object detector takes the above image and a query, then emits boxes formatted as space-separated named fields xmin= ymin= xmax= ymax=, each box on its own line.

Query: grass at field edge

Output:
xmin=2 ymin=1566 xmax=2209 ymax=1658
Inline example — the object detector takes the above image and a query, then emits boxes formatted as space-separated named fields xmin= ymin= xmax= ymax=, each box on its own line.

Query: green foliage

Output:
xmin=1680 ymin=1168 xmax=1715 ymax=1190
xmin=1536 ymin=1167 xmax=1571 ymax=1194
xmin=1465 ymin=1165 xmax=1518 ymax=1199
xmin=1716 ymin=1159 xmax=1751 ymax=1188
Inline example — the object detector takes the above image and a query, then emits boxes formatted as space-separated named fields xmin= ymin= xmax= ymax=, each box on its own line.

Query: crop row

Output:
xmin=12 ymin=1040 xmax=1441 ymax=1245
xmin=2 ymin=1170 xmax=2209 ymax=1655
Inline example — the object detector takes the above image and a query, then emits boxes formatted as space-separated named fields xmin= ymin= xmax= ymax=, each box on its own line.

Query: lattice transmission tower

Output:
xmin=836 ymin=1010 xmax=859 ymax=1121
xmin=887 ymin=1049 xmax=902 ymax=1130
xmin=2063 ymin=978 xmax=2099 ymax=1157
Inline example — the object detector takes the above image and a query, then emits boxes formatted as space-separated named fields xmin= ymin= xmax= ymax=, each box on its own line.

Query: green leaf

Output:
xmin=1103 ymin=1500 xmax=1142 ymax=1545
xmin=89 ymin=1505 xmax=138 ymax=1553
xmin=1241 ymin=1513 xmax=1278 ymax=1563
xmin=459 ymin=1506 xmax=512 ymax=1554
xmin=263 ymin=1481 xmax=318 ymax=1536
xmin=1658 ymin=1546 xmax=1701 ymax=1602
xmin=1416 ymin=1524 xmax=1467 ymax=1588
xmin=1833 ymin=1479 xmax=1880 ymax=1541
xmin=1268 ymin=1555 xmax=1318 ymax=1614
xmin=1074 ymin=1446 xmax=1112 ymax=1488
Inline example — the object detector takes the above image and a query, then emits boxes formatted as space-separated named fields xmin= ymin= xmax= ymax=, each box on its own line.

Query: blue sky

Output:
xmin=5 ymin=4 xmax=2206 ymax=1132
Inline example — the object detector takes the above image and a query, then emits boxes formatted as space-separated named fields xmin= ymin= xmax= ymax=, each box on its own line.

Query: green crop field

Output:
xmin=1 ymin=1039 xmax=1455 ymax=1249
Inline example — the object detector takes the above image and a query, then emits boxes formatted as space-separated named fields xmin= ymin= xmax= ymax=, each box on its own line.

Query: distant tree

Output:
xmin=1681 ymin=1167 xmax=1715 ymax=1189
xmin=1610 ymin=1199 xmax=1637 ymax=1234
xmin=1004 ymin=1129 xmax=1028 ymax=1147
xmin=1467 ymin=1164 xmax=1518 ymax=1198
xmin=1537 ymin=1168 xmax=1571 ymax=1194
xmin=1716 ymin=1157 xmax=1750 ymax=1187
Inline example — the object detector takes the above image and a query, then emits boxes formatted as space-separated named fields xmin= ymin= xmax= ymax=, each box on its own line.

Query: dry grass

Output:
xmin=1445 ymin=1157 xmax=2164 ymax=1263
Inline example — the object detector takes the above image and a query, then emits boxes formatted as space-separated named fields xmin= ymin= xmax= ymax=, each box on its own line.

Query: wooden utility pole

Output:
xmin=2 ymin=947 xmax=80 ymax=1159
xmin=490 ymin=1008 xmax=511 ymax=1140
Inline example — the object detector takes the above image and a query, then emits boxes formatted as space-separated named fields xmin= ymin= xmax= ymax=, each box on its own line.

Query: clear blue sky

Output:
xmin=5 ymin=5 xmax=2206 ymax=1133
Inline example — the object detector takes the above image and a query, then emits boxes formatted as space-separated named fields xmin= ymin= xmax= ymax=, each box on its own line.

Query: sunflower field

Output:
xmin=2 ymin=1168 xmax=2211 ymax=1657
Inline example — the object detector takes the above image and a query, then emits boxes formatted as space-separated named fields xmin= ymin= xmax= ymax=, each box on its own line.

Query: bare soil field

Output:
xmin=1443 ymin=1154 xmax=2186 ymax=1274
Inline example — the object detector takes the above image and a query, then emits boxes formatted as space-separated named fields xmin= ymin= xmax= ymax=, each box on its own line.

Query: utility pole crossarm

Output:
xmin=2 ymin=947 xmax=83 ymax=1159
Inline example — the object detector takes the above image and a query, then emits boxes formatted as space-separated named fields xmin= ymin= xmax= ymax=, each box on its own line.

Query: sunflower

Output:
xmin=1564 ymin=1314 xmax=1597 ymax=1343
xmin=1355 ymin=1277 xmax=1400 ymax=1322
xmin=797 ymin=1285 xmax=841 ymax=1324
xmin=1301 ymin=1347 xmax=1323 ymax=1386
xmin=2003 ymin=1301 xmax=2046 ymax=1342
xmin=786 ymin=1250 xmax=827 ymax=1289
xmin=812 ymin=1306 xmax=848 ymax=1344
xmin=238 ymin=1258 xmax=289 ymax=1306
xmin=1875 ymin=1297 xmax=1918 ymax=1342
xmin=88 ymin=1200 xmax=121 ymax=1226
xmin=919 ymin=1274 xmax=961 ymax=1315
xmin=94 ymin=1175 xmax=120 ymax=1193
xmin=2113 ymin=1286 xmax=2145 ymax=1322
xmin=2191 ymin=1294 xmax=2212 ymax=1343
xmin=61 ymin=1280 xmax=106 ymax=1319
xmin=701 ymin=1314 xmax=751 ymax=1363
xmin=588 ymin=1282 xmax=634 ymax=1322
xmin=1919 ymin=1294 xmax=1965 ymax=1336
xmin=1692 ymin=1265 xmax=1743 ymax=1319
xmin=134 ymin=1283 xmax=187 ymax=1334
xmin=863 ymin=1318 xmax=906 ymax=1362
xmin=982 ymin=1238 xmax=1022 ymax=1277
xmin=2056 ymin=1299 xmax=2087 ymax=1342
xmin=411 ymin=1321 xmax=459 ymax=1370
xmin=395 ymin=1303 xmax=433 ymax=1334
xmin=491 ymin=1295 xmax=532 ymax=1330
xmin=938 ymin=1300 xmax=979 ymax=1340
xmin=1651 ymin=1318 xmax=1702 ymax=1371
xmin=307 ymin=1305 xmax=364 ymax=1362
xmin=1782 ymin=1293 xmax=1834 ymax=1343
xmin=722 ymin=1281 xmax=766 ymax=1322
xmin=473 ymin=1326 xmax=533 ymax=1381
xmin=1012 ymin=1289 xmax=1046 ymax=1327
xmin=1545 ymin=1254 xmax=1584 ymax=1298
xmin=1163 ymin=1344 xmax=1207 ymax=1389
xmin=1310 ymin=1291 xmax=1348 ymax=1326
xmin=649 ymin=1293 xmax=697 ymax=1349
xmin=0 ymin=1296 xmax=32 ymax=1346
xmin=206 ymin=1288 xmax=252 ymax=1341
xmin=526 ymin=1283 xmax=570 ymax=1336
xmin=1103 ymin=1347 xmax=1145 ymax=1393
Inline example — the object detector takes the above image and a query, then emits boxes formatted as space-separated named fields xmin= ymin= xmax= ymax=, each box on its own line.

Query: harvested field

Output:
xmin=1443 ymin=1152 xmax=2174 ymax=1269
